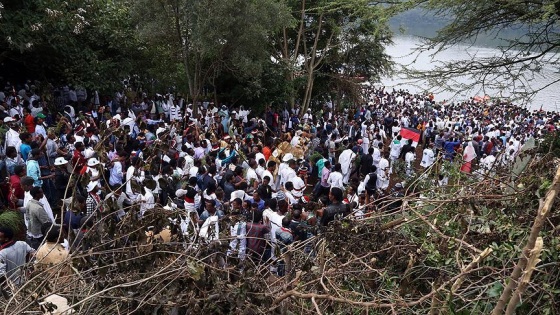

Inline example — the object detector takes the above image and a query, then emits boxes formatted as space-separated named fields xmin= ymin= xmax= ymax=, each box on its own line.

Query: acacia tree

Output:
xmin=406 ymin=0 xmax=560 ymax=104
xmin=131 ymin=0 xmax=292 ymax=110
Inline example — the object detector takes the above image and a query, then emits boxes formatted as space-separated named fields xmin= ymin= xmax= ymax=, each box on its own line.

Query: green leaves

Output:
xmin=0 ymin=0 xmax=141 ymax=91
xmin=488 ymin=281 xmax=504 ymax=298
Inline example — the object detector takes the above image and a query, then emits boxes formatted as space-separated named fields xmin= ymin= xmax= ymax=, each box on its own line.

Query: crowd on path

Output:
xmin=0 ymin=81 xmax=558 ymax=285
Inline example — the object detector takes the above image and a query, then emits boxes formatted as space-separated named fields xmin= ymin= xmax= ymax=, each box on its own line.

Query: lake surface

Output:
xmin=381 ymin=36 xmax=560 ymax=111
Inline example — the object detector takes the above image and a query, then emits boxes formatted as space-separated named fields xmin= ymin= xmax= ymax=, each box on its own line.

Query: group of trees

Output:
xmin=0 ymin=0 xmax=140 ymax=92
xmin=0 ymin=0 xmax=395 ymax=111
xmin=1 ymin=0 xmax=557 ymax=109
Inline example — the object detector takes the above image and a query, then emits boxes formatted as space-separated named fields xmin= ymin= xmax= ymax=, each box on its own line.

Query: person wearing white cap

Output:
xmin=86 ymin=157 xmax=101 ymax=182
xmin=85 ymin=181 xmax=102 ymax=217
xmin=53 ymin=157 xmax=72 ymax=200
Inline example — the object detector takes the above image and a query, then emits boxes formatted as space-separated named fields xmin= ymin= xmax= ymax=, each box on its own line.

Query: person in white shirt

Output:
xmin=481 ymin=153 xmax=496 ymax=174
xmin=139 ymin=186 xmax=155 ymax=218
xmin=262 ymin=161 xmax=277 ymax=192
xmin=21 ymin=176 xmax=55 ymax=224
xmin=338 ymin=145 xmax=356 ymax=185
xmin=246 ymin=159 xmax=260 ymax=191
xmin=263 ymin=199 xmax=287 ymax=261
xmin=255 ymin=158 xmax=266 ymax=179
xmin=34 ymin=113 xmax=47 ymax=138
xmin=283 ymin=182 xmax=298 ymax=205
xmin=327 ymin=163 xmax=344 ymax=189
xmin=420 ymin=144 xmax=435 ymax=168
xmin=4 ymin=118 xmax=21 ymax=155
xmin=290 ymin=131 xmax=302 ymax=147
xmin=372 ymin=143 xmax=383 ymax=168
xmin=389 ymin=135 xmax=403 ymax=161
xmin=125 ymin=159 xmax=145 ymax=200
xmin=405 ymin=151 xmax=415 ymax=176
xmin=279 ymin=159 xmax=297 ymax=190
xmin=291 ymin=167 xmax=307 ymax=199
xmin=109 ymin=154 xmax=125 ymax=189
xmin=377 ymin=153 xmax=390 ymax=192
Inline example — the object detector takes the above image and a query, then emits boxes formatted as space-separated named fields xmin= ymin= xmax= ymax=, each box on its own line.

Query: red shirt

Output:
xmin=246 ymin=222 xmax=271 ymax=258
xmin=262 ymin=147 xmax=271 ymax=161
xmin=72 ymin=150 xmax=87 ymax=174
xmin=8 ymin=175 xmax=24 ymax=209
xmin=24 ymin=114 xmax=36 ymax=133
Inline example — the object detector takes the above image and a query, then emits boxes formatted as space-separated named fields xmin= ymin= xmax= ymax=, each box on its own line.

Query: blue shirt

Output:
xmin=249 ymin=198 xmax=265 ymax=211
xmin=26 ymin=159 xmax=42 ymax=187
xmin=20 ymin=143 xmax=31 ymax=162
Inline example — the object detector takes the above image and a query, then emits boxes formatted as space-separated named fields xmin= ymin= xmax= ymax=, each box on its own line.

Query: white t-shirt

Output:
xmin=327 ymin=171 xmax=344 ymax=189
xmin=420 ymin=148 xmax=435 ymax=168
xmin=246 ymin=168 xmax=259 ymax=186
xmin=279 ymin=167 xmax=296 ymax=189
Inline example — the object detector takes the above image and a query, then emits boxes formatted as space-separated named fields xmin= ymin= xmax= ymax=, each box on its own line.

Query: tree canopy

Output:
xmin=0 ymin=0 xmax=141 ymax=91
xmin=0 ymin=0 xmax=397 ymax=111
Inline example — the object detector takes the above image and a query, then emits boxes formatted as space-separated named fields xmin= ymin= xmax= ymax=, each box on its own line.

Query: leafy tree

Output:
xmin=0 ymin=0 xmax=140 ymax=91
xmin=273 ymin=0 xmax=395 ymax=112
xmin=131 ymin=0 xmax=293 ymax=110
xmin=405 ymin=0 xmax=560 ymax=103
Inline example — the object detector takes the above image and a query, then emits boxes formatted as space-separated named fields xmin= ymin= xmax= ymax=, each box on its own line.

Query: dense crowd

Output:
xmin=0 ymin=81 xmax=558 ymax=285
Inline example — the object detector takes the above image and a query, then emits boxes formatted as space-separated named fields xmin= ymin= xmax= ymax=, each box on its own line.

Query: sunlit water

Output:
xmin=381 ymin=36 xmax=560 ymax=111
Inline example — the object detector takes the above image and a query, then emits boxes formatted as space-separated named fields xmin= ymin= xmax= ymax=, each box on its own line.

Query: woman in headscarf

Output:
xmin=460 ymin=140 xmax=477 ymax=173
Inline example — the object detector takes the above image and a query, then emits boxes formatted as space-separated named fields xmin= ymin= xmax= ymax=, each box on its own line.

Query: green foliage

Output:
xmin=0 ymin=0 xmax=141 ymax=91
xmin=538 ymin=130 xmax=560 ymax=157
xmin=271 ymin=0 xmax=397 ymax=110
xmin=131 ymin=0 xmax=293 ymax=102
xmin=0 ymin=210 xmax=25 ymax=240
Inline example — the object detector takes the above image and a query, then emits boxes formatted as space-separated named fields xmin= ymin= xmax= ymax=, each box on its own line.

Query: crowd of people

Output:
xmin=0 ymin=81 xmax=558 ymax=284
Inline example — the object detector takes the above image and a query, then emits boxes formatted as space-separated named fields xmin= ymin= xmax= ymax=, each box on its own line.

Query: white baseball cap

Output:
xmin=3 ymin=117 xmax=14 ymax=123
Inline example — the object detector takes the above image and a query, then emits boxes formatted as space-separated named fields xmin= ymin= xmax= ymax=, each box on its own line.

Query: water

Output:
xmin=381 ymin=36 xmax=560 ymax=111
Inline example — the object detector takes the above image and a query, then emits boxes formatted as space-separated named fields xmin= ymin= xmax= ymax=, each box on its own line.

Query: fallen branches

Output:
xmin=505 ymin=237 xmax=544 ymax=315
xmin=271 ymin=267 xmax=489 ymax=312
xmin=492 ymin=165 xmax=560 ymax=315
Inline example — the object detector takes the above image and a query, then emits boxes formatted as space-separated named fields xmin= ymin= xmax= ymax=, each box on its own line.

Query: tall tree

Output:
xmin=406 ymin=0 xmax=560 ymax=103
xmin=273 ymin=0 xmax=395 ymax=112
xmin=131 ymin=0 xmax=293 ymax=109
